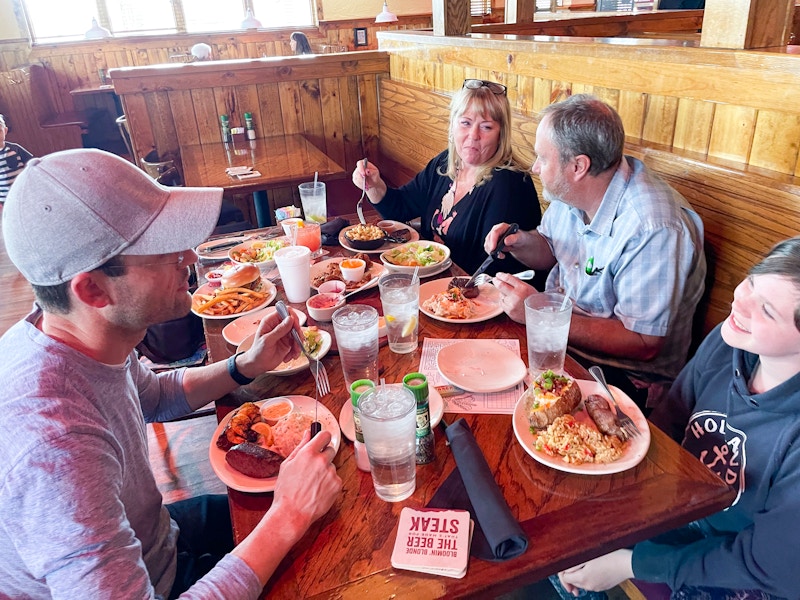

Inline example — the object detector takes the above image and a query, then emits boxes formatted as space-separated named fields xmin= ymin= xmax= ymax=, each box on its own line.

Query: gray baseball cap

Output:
xmin=2 ymin=148 xmax=223 ymax=286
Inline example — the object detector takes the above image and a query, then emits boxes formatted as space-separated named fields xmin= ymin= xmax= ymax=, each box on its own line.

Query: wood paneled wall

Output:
xmin=0 ymin=15 xmax=430 ymax=159
xmin=378 ymin=30 xmax=800 ymax=177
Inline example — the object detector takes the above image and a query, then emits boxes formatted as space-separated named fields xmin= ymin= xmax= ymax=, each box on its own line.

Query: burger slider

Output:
xmin=220 ymin=263 xmax=264 ymax=292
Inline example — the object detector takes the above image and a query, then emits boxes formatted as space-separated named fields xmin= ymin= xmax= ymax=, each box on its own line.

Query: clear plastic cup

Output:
xmin=332 ymin=304 xmax=379 ymax=387
xmin=525 ymin=292 xmax=573 ymax=377
xmin=357 ymin=384 xmax=417 ymax=502
xmin=298 ymin=181 xmax=327 ymax=224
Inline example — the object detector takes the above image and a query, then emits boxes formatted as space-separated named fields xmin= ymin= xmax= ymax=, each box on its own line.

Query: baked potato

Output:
xmin=524 ymin=370 xmax=582 ymax=429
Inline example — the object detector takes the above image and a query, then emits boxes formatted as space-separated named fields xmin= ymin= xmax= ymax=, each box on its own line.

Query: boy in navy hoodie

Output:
xmin=553 ymin=237 xmax=800 ymax=600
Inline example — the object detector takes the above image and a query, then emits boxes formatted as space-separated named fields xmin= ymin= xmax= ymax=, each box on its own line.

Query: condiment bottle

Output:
xmin=244 ymin=112 xmax=256 ymax=140
xmin=219 ymin=114 xmax=231 ymax=143
xmin=403 ymin=372 xmax=435 ymax=464
xmin=350 ymin=379 xmax=375 ymax=472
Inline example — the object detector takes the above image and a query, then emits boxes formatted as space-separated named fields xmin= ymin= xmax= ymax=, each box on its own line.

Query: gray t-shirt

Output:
xmin=0 ymin=309 xmax=261 ymax=599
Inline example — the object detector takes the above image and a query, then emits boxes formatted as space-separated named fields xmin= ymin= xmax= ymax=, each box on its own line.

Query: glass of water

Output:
xmin=524 ymin=292 xmax=573 ymax=377
xmin=378 ymin=273 xmax=419 ymax=354
xmin=357 ymin=384 xmax=417 ymax=502
xmin=332 ymin=304 xmax=379 ymax=387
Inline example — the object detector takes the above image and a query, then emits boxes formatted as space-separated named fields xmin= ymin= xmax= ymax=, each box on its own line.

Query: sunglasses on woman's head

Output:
xmin=463 ymin=79 xmax=507 ymax=96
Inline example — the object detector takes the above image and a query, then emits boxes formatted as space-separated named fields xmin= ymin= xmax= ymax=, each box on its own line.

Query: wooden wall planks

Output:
xmin=377 ymin=32 xmax=800 ymax=177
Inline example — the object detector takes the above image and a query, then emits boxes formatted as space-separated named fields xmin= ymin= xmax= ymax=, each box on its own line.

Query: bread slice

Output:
xmin=524 ymin=371 xmax=582 ymax=429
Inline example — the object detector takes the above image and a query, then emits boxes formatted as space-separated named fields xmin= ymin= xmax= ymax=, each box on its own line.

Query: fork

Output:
xmin=356 ymin=157 xmax=368 ymax=225
xmin=472 ymin=269 xmax=536 ymax=286
xmin=588 ymin=366 xmax=641 ymax=439
xmin=275 ymin=301 xmax=330 ymax=397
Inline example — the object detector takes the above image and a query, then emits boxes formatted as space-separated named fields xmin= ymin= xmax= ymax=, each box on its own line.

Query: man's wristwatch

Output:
xmin=227 ymin=352 xmax=255 ymax=385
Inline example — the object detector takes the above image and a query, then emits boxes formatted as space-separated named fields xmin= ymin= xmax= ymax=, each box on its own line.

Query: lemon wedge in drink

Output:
xmin=402 ymin=316 xmax=417 ymax=337
xmin=384 ymin=314 xmax=396 ymax=323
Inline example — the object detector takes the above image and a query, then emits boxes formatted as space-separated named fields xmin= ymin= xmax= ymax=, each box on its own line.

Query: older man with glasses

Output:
xmin=352 ymin=79 xmax=545 ymax=285
xmin=0 ymin=149 xmax=342 ymax=599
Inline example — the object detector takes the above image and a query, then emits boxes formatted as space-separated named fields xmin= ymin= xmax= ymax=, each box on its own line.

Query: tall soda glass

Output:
xmin=378 ymin=273 xmax=419 ymax=354
xmin=298 ymin=181 xmax=327 ymax=224
xmin=332 ymin=304 xmax=379 ymax=387
xmin=357 ymin=384 xmax=417 ymax=502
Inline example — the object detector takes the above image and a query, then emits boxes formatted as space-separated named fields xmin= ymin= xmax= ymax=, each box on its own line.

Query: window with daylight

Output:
xmin=470 ymin=0 xmax=493 ymax=16
xmin=22 ymin=0 xmax=315 ymax=42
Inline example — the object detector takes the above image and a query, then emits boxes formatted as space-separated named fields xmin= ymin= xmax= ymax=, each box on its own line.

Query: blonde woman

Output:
xmin=352 ymin=80 xmax=541 ymax=278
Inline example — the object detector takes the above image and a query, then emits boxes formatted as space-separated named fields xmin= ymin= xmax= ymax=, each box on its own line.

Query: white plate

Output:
xmin=339 ymin=385 xmax=444 ymax=442
xmin=222 ymin=306 xmax=307 ymax=346
xmin=512 ymin=380 xmax=651 ymax=476
xmin=191 ymin=279 xmax=277 ymax=320
xmin=338 ymin=221 xmax=420 ymax=254
xmin=209 ymin=396 xmax=341 ymax=493
xmin=310 ymin=257 xmax=384 ymax=292
xmin=237 ymin=329 xmax=332 ymax=376
xmin=228 ymin=237 xmax=289 ymax=272
xmin=436 ymin=340 xmax=527 ymax=393
xmin=196 ymin=236 xmax=250 ymax=260
xmin=419 ymin=277 xmax=503 ymax=324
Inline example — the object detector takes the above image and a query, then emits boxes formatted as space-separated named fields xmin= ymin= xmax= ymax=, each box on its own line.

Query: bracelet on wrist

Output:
xmin=227 ymin=352 xmax=255 ymax=385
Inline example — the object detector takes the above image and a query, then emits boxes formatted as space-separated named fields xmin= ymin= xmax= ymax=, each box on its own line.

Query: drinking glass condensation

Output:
xmin=298 ymin=181 xmax=327 ymax=224
xmin=332 ymin=304 xmax=379 ymax=387
xmin=378 ymin=273 xmax=419 ymax=354
xmin=357 ymin=384 xmax=417 ymax=502
xmin=525 ymin=292 xmax=573 ymax=377
xmin=273 ymin=246 xmax=311 ymax=303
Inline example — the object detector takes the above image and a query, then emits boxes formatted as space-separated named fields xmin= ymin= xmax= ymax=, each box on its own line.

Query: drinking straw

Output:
xmin=412 ymin=266 xmax=420 ymax=285
xmin=313 ymin=171 xmax=319 ymax=187
xmin=560 ymin=292 xmax=571 ymax=311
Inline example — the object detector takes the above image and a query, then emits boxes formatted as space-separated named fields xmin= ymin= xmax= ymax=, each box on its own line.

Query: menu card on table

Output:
xmin=419 ymin=338 xmax=525 ymax=414
xmin=391 ymin=507 xmax=473 ymax=578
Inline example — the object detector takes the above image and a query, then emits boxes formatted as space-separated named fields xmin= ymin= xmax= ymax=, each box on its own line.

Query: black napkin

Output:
xmin=427 ymin=418 xmax=528 ymax=561
xmin=321 ymin=217 xmax=349 ymax=246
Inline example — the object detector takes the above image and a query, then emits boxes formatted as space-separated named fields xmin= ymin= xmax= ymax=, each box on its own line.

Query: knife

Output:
xmin=464 ymin=223 xmax=519 ymax=288
xmin=199 ymin=237 xmax=248 ymax=254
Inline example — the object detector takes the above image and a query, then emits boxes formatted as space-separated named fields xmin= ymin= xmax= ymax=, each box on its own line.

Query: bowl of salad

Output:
xmin=228 ymin=237 xmax=289 ymax=272
xmin=380 ymin=240 xmax=451 ymax=278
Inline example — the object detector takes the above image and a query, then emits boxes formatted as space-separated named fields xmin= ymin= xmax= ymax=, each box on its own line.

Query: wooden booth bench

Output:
xmin=377 ymin=78 xmax=800 ymax=347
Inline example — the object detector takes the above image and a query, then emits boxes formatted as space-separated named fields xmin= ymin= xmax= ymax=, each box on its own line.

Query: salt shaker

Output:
xmin=350 ymin=379 xmax=374 ymax=472
xmin=403 ymin=372 xmax=435 ymax=464
xmin=244 ymin=112 xmax=256 ymax=140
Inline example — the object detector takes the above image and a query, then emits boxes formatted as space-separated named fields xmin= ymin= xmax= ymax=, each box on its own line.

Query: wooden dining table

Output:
xmin=196 ymin=217 xmax=735 ymax=599
xmin=180 ymin=134 xmax=346 ymax=227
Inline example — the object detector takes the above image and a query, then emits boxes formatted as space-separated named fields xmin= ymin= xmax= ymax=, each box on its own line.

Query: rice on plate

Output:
xmin=534 ymin=414 xmax=625 ymax=465
xmin=270 ymin=412 xmax=313 ymax=457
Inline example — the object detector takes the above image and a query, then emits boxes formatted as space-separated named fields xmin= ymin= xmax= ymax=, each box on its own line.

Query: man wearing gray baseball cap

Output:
xmin=0 ymin=149 xmax=341 ymax=599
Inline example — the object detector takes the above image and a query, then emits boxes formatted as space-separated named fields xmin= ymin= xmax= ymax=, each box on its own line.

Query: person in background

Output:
xmin=551 ymin=236 xmax=800 ymax=600
xmin=0 ymin=113 xmax=33 ymax=203
xmin=486 ymin=94 xmax=705 ymax=410
xmin=0 ymin=149 xmax=342 ymax=599
xmin=352 ymin=79 xmax=543 ymax=280
xmin=290 ymin=31 xmax=313 ymax=55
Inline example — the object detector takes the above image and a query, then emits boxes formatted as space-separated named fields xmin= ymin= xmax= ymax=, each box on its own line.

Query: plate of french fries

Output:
xmin=191 ymin=279 xmax=277 ymax=320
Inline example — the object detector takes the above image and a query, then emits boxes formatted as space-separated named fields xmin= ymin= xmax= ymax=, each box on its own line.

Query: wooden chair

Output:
xmin=29 ymin=64 xmax=98 ymax=132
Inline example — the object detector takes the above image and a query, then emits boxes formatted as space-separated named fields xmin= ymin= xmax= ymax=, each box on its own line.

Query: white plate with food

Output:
xmin=228 ymin=237 xmax=289 ymax=271
xmin=379 ymin=240 xmax=451 ymax=278
xmin=310 ymin=257 xmax=384 ymax=292
xmin=436 ymin=340 xmax=527 ymax=393
xmin=196 ymin=236 xmax=251 ymax=260
xmin=222 ymin=306 xmax=307 ymax=346
xmin=338 ymin=385 xmax=445 ymax=442
xmin=419 ymin=277 xmax=503 ymax=324
xmin=338 ymin=222 xmax=420 ymax=254
xmin=209 ymin=396 xmax=341 ymax=493
xmin=513 ymin=379 xmax=650 ymax=476
xmin=191 ymin=273 xmax=277 ymax=320
xmin=237 ymin=328 xmax=331 ymax=377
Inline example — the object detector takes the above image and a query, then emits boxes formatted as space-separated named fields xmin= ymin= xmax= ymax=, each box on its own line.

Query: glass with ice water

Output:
xmin=332 ymin=304 xmax=379 ymax=387
xmin=378 ymin=273 xmax=419 ymax=354
xmin=357 ymin=384 xmax=417 ymax=502
xmin=525 ymin=292 xmax=573 ymax=377
xmin=298 ymin=181 xmax=327 ymax=224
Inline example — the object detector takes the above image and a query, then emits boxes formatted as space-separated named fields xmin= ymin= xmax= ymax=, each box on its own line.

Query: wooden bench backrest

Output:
xmin=378 ymin=79 xmax=800 ymax=340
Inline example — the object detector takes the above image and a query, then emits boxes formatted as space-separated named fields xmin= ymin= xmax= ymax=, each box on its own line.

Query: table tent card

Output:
xmin=391 ymin=507 xmax=473 ymax=578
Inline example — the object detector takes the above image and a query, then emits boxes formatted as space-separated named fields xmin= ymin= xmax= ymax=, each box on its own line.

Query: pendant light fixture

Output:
xmin=375 ymin=1 xmax=398 ymax=23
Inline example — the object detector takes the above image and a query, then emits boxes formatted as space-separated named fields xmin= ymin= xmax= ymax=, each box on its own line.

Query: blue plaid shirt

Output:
xmin=539 ymin=156 xmax=705 ymax=383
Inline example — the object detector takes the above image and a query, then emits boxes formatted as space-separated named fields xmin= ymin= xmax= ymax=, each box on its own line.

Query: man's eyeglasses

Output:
xmin=463 ymin=79 xmax=507 ymax=96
